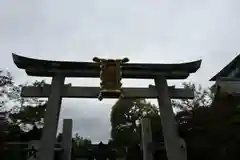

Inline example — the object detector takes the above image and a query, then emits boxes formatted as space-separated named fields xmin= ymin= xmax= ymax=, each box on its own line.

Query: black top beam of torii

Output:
xmin=12 ymin=53 xmax=201 ymax=79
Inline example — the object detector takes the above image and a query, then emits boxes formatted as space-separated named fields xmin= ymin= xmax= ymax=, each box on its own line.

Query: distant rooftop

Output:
xmin=210 ymin=54 xmax=240 ymax=81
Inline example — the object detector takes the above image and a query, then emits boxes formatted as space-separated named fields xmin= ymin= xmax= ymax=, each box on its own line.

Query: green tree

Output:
xmin=6 ymin=79 xmax=47 ymax=130
xmin=0 ymin=70 xmax=47 ymax=142
xmin=174 ymin=82 xmax=240 ymax=160
xmin=7 ymin=80 xmax=46 ymax=113
xmin=173 ymin=83 xmax=214 ymax=135
xmin=9 ymin=104 xmax=46 ymax=129
xmin=110 ymin=82 xmax=240 ymax=160
xmin=0 ymin=69 xmax=46 ymax=113
xmin=72 ymin=133 xmax=92 ymax=147
xmin=172 ymin=82 xmax=213 ymax=110
xmin=0 ymin=70 xmax=13 ymax=110
xmin=110 ymin=98 xmax=162 ymax=147
xmin=71 ymin=133 xmax=92 ymax=157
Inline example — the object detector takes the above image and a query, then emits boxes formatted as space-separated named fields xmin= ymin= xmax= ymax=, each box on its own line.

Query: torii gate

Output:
xmin=12 ymin=53 xmax=201 ymax=160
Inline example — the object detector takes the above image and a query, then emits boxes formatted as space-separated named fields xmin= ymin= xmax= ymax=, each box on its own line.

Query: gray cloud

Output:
xmin=1 ymin=0 xmax=240 ymax=142
xmin=57 ymin=99 xmax=114 ymax=143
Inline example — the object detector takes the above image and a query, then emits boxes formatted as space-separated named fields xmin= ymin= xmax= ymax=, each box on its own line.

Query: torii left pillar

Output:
xmin=37 ymin=74 xmax=65 ymax=160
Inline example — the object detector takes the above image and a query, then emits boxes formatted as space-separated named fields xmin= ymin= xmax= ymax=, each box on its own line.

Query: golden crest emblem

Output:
xmin=93 ymin=57 xmax=129 ymax=100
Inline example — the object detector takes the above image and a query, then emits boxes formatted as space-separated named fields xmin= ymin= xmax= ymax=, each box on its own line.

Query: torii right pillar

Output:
xmin=154 ymin=76 xmax=185 ymax=160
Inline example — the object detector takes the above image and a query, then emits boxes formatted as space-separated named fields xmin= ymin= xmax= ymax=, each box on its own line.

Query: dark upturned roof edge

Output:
xmin=12 ymin=53 xmax=202 ymax=73
xmin=210 ymin=54 xmax=240 ymax=81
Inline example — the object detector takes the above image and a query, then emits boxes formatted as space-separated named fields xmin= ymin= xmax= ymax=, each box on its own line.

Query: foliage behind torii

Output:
xmin=110 ymin=98 xmax=162 ymax=147
xmin=0 ymin=70 xmax=47 ymax=141
xmin=110 ymin=82 xmax=240 ymax=159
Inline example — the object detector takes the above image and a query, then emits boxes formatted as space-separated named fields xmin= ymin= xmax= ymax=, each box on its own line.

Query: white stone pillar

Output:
xmin=141 ymin=118 xmax=153 ymax=160
xmin=154 ymin=76 xmax=184 ymax=160
xmin=61 ymin=119 xmax=73 ymax=160
xmin=37 ymin=74 xmax=65 ymax=160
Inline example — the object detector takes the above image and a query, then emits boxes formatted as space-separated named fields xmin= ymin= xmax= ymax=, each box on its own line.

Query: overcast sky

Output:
xmin=1 ymin=0 xmax=240 ymax=143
